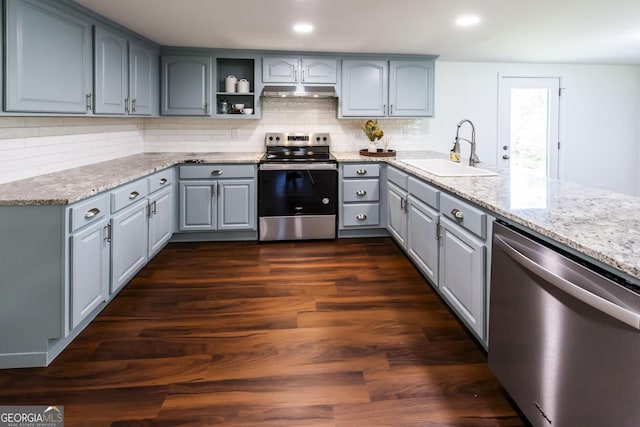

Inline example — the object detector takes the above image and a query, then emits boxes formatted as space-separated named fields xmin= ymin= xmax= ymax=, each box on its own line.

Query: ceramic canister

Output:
xmin=237 ymin=79 xmax=250 ymax=93
xmin=225 ymin=75 xmax=237 ymax=93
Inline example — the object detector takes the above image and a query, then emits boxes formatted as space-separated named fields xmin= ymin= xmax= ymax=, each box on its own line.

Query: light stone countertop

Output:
xmin=336 ymin=150 xmax=640 ymax=283
xmin=1 ymin=150 xmax=638 ymax=282
xmin=0 ymin=152 xmax=263 ymax=206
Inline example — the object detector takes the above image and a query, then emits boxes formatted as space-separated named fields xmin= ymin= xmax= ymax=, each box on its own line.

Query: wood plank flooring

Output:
xmin=0 ymin=238 xmax=526 ymax=426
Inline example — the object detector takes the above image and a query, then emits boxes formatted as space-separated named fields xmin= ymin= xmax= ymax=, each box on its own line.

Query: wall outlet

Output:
xmin=231 ymin=128 xmax=239 ymax=138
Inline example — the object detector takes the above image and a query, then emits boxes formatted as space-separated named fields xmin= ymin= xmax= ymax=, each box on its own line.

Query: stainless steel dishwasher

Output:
xmin=489 ymin=221 xmax=640 ymax=427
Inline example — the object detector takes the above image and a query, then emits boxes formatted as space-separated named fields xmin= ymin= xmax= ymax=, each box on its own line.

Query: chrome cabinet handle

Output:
xmin=104 ymin=223 xmax=112 ymax=242
xmin=390 ymin=104 xmax=394 ymax=115
xmin=211 ymin=170 xmax=223 ymax=176
xmin=356 ymin=190 xmax=367 ymax=196
xmin=86 ymin=93 xmax=93 ymax=111
xmin=159 ymin=178 xmax=168 ymax=185
xmin=131 ymin=99 xmax=137 ymax=113
xmin=301 ymin=68 xmax=305 ymax=82
xmin=451 ymin=208 xmax=464 ymax=220
xmin=295 ymin=68 xmax=298 ymax=82
xmin=383 ymin=104 xmax=387 ymax=115
xmin=356 ymin=214 xmax=367 ymax=221
xmin=125 ymin=97 xmax=130 ymax=113
xmin=84 ymin=208 xmax=100 ymax=218
xmin=152 ymin=200 xmax=157 ymax=215
xmin=204 ymin=102 xmax=209 ymax=114
xmin=129 ymin=191 xmax=140 ymax=199
xmin=356 ymin=169 xmax=367 ymax=175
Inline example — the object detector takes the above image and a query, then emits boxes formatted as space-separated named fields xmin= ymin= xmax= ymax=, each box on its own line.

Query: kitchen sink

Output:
xmin=402 ymin=159 xmax=498 ymax=177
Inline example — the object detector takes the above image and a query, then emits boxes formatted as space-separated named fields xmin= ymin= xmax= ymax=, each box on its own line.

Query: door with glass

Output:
xmin=498 ymin=77 xmax=560 ymax=178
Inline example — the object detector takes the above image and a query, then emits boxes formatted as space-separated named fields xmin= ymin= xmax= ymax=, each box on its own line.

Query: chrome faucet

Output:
xmin=454 ymin=119 xmax=480 ymax=167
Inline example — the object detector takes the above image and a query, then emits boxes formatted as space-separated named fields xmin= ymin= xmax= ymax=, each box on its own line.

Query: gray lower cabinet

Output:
xmin=5 ymin=0 xmax=93 ymax=113
xmin=406 ymin=196 xmax=439 ymax=285
xmin=178 ymin=164 xmax=257 ymax=232
xmin=69 ymin=217 xmax=109 ymax=329
xmin=110 ymin=199 xmax=149 ymax=294
xmin=438 ymin=216 xmax=485 ymax=338
xmin=161 ymin=55 xmax=212 ymax=115
xmin=340 ymin=163 xmax=384 ymax=233
xmin=386 ymin=166 xmax=409 ymax=246
xmin=148 ymin=185 xmax=174 ymax=257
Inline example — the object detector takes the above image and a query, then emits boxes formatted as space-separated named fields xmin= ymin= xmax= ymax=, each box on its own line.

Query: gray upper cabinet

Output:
xmin=94 ymin=27 xmax=128 ymax=114
xmin=5 ymin=0 xmax=93 ymax=113
xmin=129 ymin=41 xmax=156 ymax=115
xmin=340 ymin=58 xmax=435 ymax=118
xmin=389 ymin=60 xmax=434 ymax=117
xmin=341 ymin=59 xmax=388 ymax=117
xmin=162 ymin=55 xmax=212 ymax=116
xmin=262 ymin=56 xmax=337 ymax=84
xmin=94 ymin=27 xmax=158 ymax=116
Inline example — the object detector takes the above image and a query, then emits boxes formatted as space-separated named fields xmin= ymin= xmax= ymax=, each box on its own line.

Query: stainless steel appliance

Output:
xmin=489 ymin=221 xmax=640 ymax=427
xmin=258 ymin=132 xmax=337 ymax=241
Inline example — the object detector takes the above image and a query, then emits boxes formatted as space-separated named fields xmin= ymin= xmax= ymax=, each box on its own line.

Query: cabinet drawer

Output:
xmin=343 ymin=179 xmax=380 ymax=202
xmin=387 ymin=166 xmax=408 ymax=189
xmin=148 ymin=168 xmax=174 ymax=193
xmin=179 ymin=164 xmax=255 ymax=179
xmin=343 ymin=203 xmax=380 ymax=227
xmin=440 ymin=192 xmax=486 ymax=239
xmin=69 ymin=194 xmax=109 ymax=233
xmin=408 ymin=176 xmax=439 ymax=209
xmin=342 ymin=163 xmax=380 ymax=178
xmin=111 ymin=179 xmax=149 ymax=213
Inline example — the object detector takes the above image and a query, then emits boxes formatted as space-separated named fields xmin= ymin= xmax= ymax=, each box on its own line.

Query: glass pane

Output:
xmin=510 ymin=88 xmax=550 ymax=175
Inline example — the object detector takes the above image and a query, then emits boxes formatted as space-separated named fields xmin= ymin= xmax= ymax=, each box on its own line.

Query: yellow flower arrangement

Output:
xmin=361 ymin=119 xmax=384 ymax=142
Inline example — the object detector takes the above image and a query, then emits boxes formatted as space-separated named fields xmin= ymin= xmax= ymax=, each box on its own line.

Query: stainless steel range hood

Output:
xmin=262 ymin=85 xmax=337 ymax=98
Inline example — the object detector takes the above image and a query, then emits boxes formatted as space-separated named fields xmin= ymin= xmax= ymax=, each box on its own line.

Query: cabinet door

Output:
xmin=129 ymin=42 xmax=154 ymax=115
xmin=148 ymin=186 xmax=174 ymax=257
xmin=341 ymin=60 xmax=388 ymax=117
xmin=389 ymin=60 xmax=434 ymax=117
xmin=70 ymin=218 xmax=109 ymax=329
xmin=301 ymin=58 xmax=337 ymax=84
xmin=179 ymin=180 xmax=216 ymax=231
xmin=439 ymin=217 xmax=485 ymax=339
xmin=94 ymin=27 xmax=128 ymax=115
xmin=6 ymin=0 xmax=92 ymax=113
xmin=111 ymin=200 xmax=149 ymax=294
xmin=407 ymin=197 xmax=439 ymax=286
xmin=162 ymin=56 xmax=211 ymax=115
xmin=387 ymin=182 xmax=407 ymax=247
xmin=262 ymin=57 xmax=299 ymax=83
xmin=217 ymin=179 xmax=256 ymax=230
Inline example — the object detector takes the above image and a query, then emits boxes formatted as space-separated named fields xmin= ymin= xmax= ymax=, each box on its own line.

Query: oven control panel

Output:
xmin=265 ymin=132 xmax=331 ymax=146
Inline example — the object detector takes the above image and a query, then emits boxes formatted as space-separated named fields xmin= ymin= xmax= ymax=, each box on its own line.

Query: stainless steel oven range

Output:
xmin=258 ymin=132 xmax=337 ymax=241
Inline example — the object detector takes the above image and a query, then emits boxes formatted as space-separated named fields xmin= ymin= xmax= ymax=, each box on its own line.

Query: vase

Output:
xmin=367 ymin=141 xmax=377 ymax=153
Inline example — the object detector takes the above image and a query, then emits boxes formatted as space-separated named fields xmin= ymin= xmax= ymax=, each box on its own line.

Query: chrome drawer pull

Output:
xmin=356 ymin=190 xmax=367 ymax=196
xmin=159 ymin=178 xmax=168 ymax=185
xmin=211 ymin=170 xmax=223 ymax=176
xmin=356 ymin=169 xmax=367 ymax=175
xmin=451 ymin=208 xmax=464 ymax=220
xmin=356 ymin=214 xmax=367 ymax=221
xmin=129 ymin=191 xmax=140 ymax=199
xmin=84 ymin=208 xmax=100 ymax=218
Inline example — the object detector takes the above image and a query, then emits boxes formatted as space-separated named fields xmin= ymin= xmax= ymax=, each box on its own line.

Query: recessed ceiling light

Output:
xmin=293 ymin=23 xmax=314 ymax=34
xmin=455 ymin=14 xmax=481 ymax=28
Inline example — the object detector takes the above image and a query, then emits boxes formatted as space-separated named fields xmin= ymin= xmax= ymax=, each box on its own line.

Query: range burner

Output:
xmin=262 ymin=132 xmax=334 ymax=163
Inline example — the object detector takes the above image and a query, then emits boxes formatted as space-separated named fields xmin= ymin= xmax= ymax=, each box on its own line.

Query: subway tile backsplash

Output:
xmin=0 ymin=98 xmax=432 ymax=184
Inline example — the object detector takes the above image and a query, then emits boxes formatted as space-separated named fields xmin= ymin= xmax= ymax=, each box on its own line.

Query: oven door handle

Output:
xmin=259 ymin=163 xmax=337 ymax=170
xmin=494 ymin=234 xmax=640 ymax=331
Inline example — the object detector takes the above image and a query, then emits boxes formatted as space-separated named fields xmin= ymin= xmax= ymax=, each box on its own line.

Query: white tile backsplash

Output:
xmin=143 ymin=98 xmax=434 ymax=152
xmin=0 ymin=117 xmax=144 ymax=184
xmin=0 ymin=99 xmax=434 ymax=184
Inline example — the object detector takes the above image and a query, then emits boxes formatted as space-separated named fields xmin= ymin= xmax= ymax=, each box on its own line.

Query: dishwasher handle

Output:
xmin=494 ymin=234 xmax=640 ymax=331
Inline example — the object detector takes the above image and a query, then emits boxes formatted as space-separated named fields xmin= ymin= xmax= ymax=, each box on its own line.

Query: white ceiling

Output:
xmin=74 ymin=0 xmax=640 ymax=65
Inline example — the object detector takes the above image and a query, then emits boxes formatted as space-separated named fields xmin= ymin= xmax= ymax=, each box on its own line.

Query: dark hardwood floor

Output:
xmin=0 ymin=238 xmax=525 ymax=426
